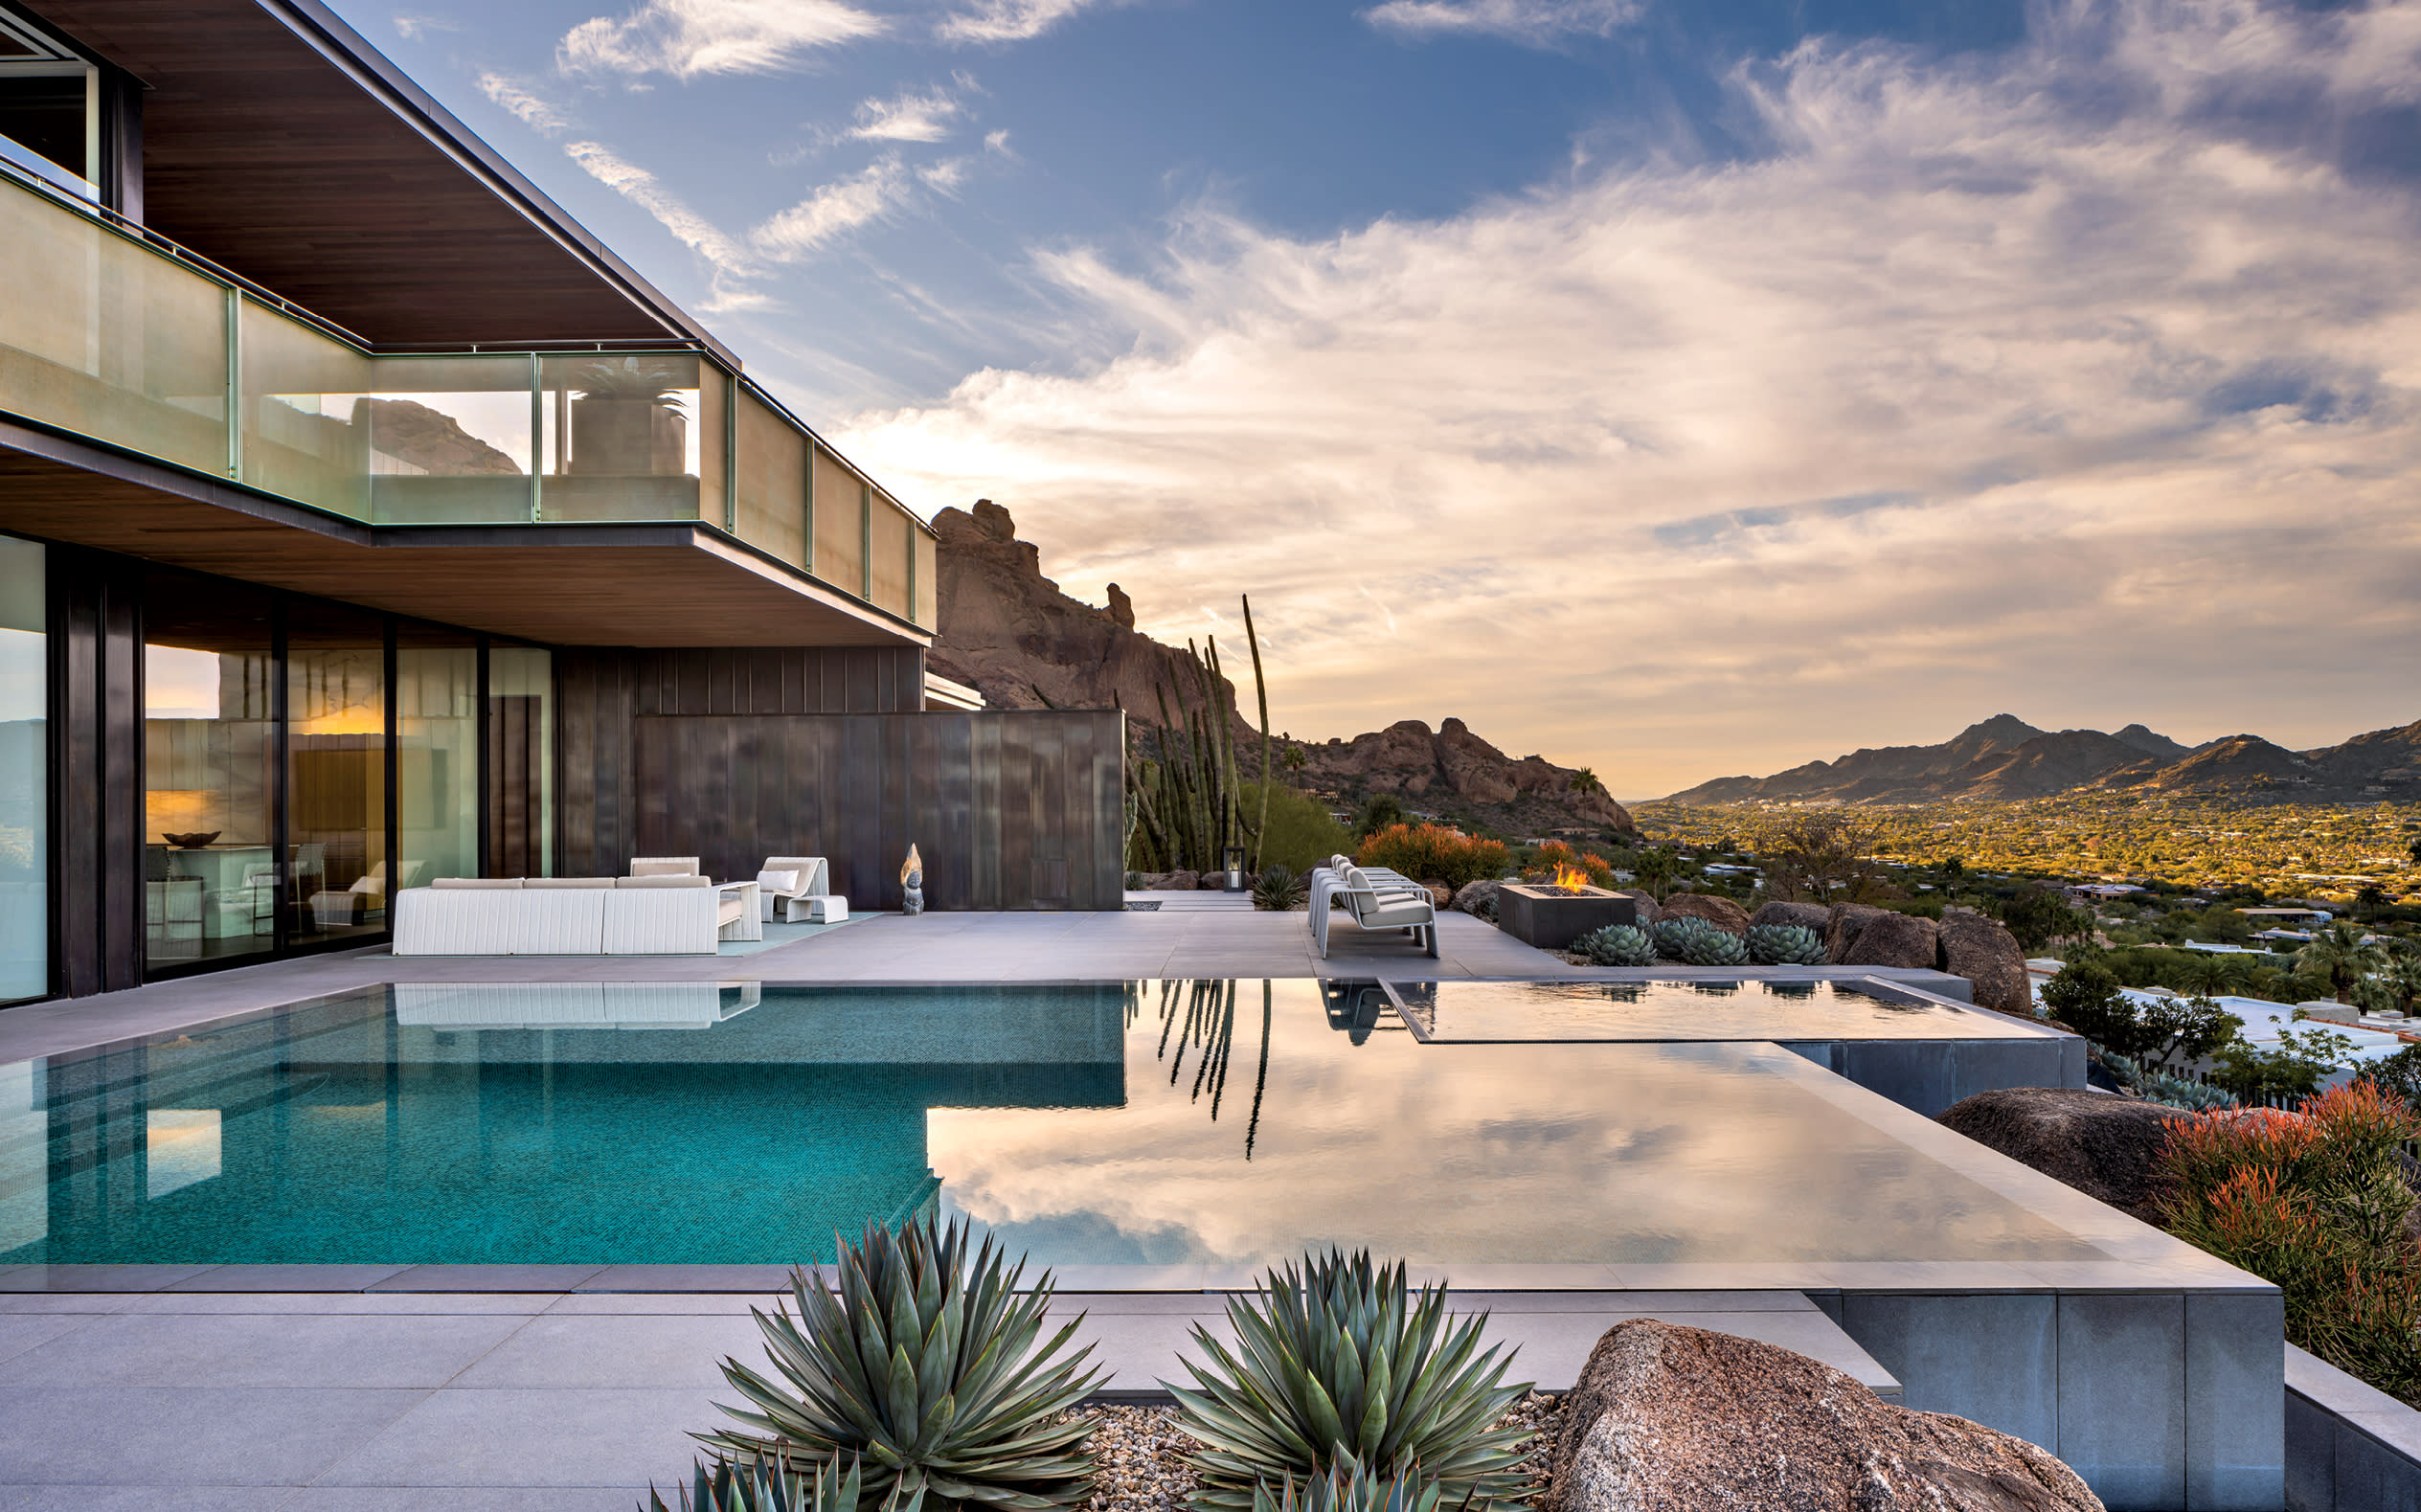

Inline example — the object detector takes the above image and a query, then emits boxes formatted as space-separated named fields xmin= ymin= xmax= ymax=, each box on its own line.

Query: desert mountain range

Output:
xmin=928 ymin=502 xmax=1636 ymax=834
xmin=1665 ymin=712 xmax=2421 ymax=806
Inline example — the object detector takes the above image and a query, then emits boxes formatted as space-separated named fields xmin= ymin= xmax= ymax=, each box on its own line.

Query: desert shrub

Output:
xmin=2360 ymin=1044 xmax=2421 ymax=1104
xmin=1240 ymin=784 xmax=1356 ymax=876
xmin=1994 ymin=885 xmax=2093 ymax=951
xmin=1254 ymin=865 xmax=1308 ymax=912
xmin=1356 ymin=824 xmax=1509 ymax=891
xmin=2041 ymin=966 xmax=2241 ymax=1074
xmin=2209 ymin=1026 xmax=2362 ymax=1104
xmin=2159 ymin=1083 xmax=2421 ymax=1402
xmin=1352 ymin=794 xmax=1408 ymax=839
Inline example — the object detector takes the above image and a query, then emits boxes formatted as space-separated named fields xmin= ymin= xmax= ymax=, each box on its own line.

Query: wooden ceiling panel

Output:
xmin=16 ymin=0 xmax=706 ymax=350
xmin=0 ymin=445 xmax=924 ymax=649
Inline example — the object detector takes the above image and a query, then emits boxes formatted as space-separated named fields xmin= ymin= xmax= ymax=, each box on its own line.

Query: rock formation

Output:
xmin=1841 ymin=911 xmax=1940 ymax=970
xmin=930 ymin=501 xmax=1636 ymax=835
xmin=1937 ymin=909 xmax=2033 ymax=1016
xmin=1543 ymin=1320 xmax=2103 ymax=1512
xmin=1750 ymin=900 xmax=1832 ymax=935
xmin=1935 ymin=1088 xmax=2189 ymax=1221
xmin=1823 ymin=903 xmax=1892 ymax=962
xmin=1656 ymin=892 xmax=1752 ymax=936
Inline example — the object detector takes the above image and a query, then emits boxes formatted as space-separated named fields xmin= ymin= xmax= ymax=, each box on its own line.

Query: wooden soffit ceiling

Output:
xmin=17 ymin=0 xmax=715 ymax=353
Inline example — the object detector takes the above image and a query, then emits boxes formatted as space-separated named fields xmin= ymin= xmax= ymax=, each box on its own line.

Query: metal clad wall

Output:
xmin=49 ymin=548 xmax=145 ymax=996
xmin=628 ymin=711 xmax=1124 ymax=912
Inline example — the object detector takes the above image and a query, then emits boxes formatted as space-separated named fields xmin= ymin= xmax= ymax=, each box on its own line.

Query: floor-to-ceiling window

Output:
xmin=487 ymin=644 xmax=552 ymax=879
xmin=396 ymin=622 xmax=477 ymax=895
xmin=285 ymin=599 xmax=387 ymax=949
xmin=0 ymin=536 xmax=45 ymax=1003
xmin=142 ymin=573 xmax=278 ymax=973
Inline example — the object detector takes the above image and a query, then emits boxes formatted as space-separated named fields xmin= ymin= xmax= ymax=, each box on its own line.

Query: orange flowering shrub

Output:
xmin=1356 ymin=824 xmax=1510 ymax=891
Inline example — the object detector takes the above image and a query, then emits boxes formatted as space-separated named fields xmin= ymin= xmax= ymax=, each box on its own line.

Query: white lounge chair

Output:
xmin=1319 ymin=865 xmax=1438 ymax=959
xmin=756 ymin=856 xmax=837 ymax=921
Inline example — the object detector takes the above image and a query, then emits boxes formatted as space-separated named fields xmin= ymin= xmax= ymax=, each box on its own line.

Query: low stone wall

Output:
xmin=2287 ymin=1343 xmax=2421 ymax=1510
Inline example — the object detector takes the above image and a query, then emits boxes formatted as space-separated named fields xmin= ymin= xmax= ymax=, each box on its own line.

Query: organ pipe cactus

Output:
xmin=1165 ymin=1250 xmax=1532 ymax=1512
xmin=699 ymin=1216 xmax=1103 ymax=1512
xmin=1573 ymin=924 xmax=1656 ymax=966
xmin=1127 ymin=615 xmax=1269 ymax=875
xmin=1744 ymin=923 xmax=1826 ymax=966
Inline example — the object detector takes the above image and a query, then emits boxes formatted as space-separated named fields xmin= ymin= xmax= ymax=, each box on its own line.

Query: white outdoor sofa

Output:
xmin=1306 ymin=859 xmax=1437 ymax=959
xmin=392 ymin=874 xmax=762 ymax=956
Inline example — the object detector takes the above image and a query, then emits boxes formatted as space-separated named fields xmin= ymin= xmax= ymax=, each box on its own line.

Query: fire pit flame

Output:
xmin=1551 ymin=862 xmax=1593 ymax=891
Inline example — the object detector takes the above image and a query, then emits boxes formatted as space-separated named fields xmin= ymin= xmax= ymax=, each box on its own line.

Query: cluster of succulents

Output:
xmin=646 ymin=1455 xmax=871 ymax=1512
xmin=2103 ymin=1052 xmax=2240 ymax=1112
xmin=1573 ymin=923 xmax=1655 ymax=966
xmin=1744 ymin=923 xmax=1826 ymax=966
xmin=1165 ymin=1250 xmax=1532 ymax=1512
xmin=1652 ymin=916 xmax=1748 ymax=967
xmin=1250 ymin=1459 xmax=1477 ymax=1512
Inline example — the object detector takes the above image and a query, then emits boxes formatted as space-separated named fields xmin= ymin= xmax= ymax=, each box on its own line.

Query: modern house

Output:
xmin=0 ymin=0 xmax=1123 ymax=1008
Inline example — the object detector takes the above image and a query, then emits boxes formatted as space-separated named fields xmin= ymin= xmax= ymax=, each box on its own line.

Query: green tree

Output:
xmin=1997 ymin=886 xmax=2091 ymax=953
xmin=1631 ymin=844 xmax=1681 ymax=903
xmin=1352 ymin=793 xmax=1407 ymax=839
xmin=1568 ymin=767 xmax=1608 ymax=800
xmin=2178 ymin=952 xmax=2247 ymax=998
xmin=1236 ymin=783 xmax=1354 ymax=875
xmin=2299 ymin=922 xmax=2387 ymax=1004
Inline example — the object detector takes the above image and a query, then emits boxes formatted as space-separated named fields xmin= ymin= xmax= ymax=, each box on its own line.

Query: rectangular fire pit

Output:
xmin=1496 ymin=884 xmax=1637 ymax=950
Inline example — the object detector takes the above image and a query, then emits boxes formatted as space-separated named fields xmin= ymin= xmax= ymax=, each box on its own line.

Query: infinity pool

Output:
xmin=1387 ymin=978 xmax=2054 ymax=1042
xmin=0 ymin=980 xmax=2106 ymax=1269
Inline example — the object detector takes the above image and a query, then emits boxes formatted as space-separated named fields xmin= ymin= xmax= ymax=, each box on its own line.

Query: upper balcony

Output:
xmin=0 ymin=164 xmax=937 ymax=646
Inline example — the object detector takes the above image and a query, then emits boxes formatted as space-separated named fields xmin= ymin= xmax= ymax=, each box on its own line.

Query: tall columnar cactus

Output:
xmin=1745 ymin=923 xmax=1826 ymax=966
xmin=1127 ymin=613 xmax=1270 ymax=875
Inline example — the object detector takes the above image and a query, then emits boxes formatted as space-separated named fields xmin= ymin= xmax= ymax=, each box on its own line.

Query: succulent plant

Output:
xmin=646 ymin=1456 xmax=878 ymax=1512
xmin=1164 ymin=1250 xmax=1533 ymax=1512
xmin=1256 ymin=864 xmax=1308 ymax=912
xmin=1251 ymin=1459 xmax=1477 ymax=1512
xmin=2140 ymin=1072 xmax=2239 ymax=1112
xmin=1744 ymin=923 xmax=1826 ymax=966
xmin=1573 ymin=924 xmax=1655 ymax=966
xmin=699 ymin=1216 xmax=1104 ymax=1512
xmin=1651 ymin=916 xmax=1747 ymax=967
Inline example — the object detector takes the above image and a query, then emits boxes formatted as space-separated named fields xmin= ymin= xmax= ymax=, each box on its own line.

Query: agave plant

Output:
xmin=1255 ymin=865 xmax=1308 ymax=912
xmin=1164 ymin=1250 xmax=1533 ymax=1512
xmin=1653 ymin=916 xmax=1746 ymax=967
xmin=1573 ymin=924 xmax=1654 ymax=967
xmin=1251 ymin=1458 xmax=1478 ymax=1512
xmin=647 ymin=1455 xmax=879 ymax=1512
xmin=699 ymin=1216 xmax=1104 ymax=1512
xmin=1744 ymin=923 xmax=1825 ymax=966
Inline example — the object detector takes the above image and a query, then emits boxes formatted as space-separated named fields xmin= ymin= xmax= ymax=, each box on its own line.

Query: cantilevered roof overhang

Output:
xmin=0 ymin=418 xmax=926 ymax=648
xmin=16 ymin=0 xmax=726 ymax=356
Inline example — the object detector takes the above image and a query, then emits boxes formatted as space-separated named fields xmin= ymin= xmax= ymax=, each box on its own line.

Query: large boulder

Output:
xmin=1656 ymin=892 xmax=1752 ymax=936
xmin=1935 ymin=1088 xmax=2190 ymax=1221
xmin=1938 ymin=908 xmax=2034 ymax=1016
xmin=1824 ymin=902 xmax=1891 ymax=961
xmin=1452 ymin=879 xmax=1500 ymax=917
xmin=1544 ymin=1320 xmax=2102 ymax=1512
xmin=1750 ymin=900 xmax=1832 ymax=934
xmin=1138 ymin=869 xmax=1200 ymax=891
xmin=1612 ymin=890 xmax=1660 ymax=926
xmin=1840 ymin=911 xmax=1939 ymax=969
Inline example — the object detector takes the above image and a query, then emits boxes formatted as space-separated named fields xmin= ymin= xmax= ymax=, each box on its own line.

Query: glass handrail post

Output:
xmin=528 ymin=351 xmax=542 ymax=524
xmin=224 ymin=287 xmax=240 ymax=478
xmin=722 ymin=365 xmax=737 ymax=532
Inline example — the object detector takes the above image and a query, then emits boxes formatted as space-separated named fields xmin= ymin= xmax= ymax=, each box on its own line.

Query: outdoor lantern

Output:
xmin=1224 ymin=845 xmax=1246 ymax=891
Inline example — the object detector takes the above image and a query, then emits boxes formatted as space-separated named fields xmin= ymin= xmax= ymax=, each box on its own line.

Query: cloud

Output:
xmin=751 ymin=157 xmax=917 ymax=260
xmin=831 ymin=0 xmax=2421 ymax=795
xmin=478 ymin=73 xmax=570 ymax=136
xmin=562 ymin=140 xmax=769 ymax=307
xmin=560 ymin=0 xmax=885 ymax=79
xmin=849 ymin=82 xmax=972 ymax=143
xmin=919 ymin=157 xmax=973 ymax=193
xmin=1362 ymin=0 xmax=1642 ymax=45
xmin=984 ymin=128 xmax=1016 ymax=156
xmin=938 ymin=0 xmax=1105 ymax=45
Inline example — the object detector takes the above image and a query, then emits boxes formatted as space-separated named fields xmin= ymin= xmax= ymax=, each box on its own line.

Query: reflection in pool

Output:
xmin=1387 ymin=978 xmax=2056 ymax=1045
xmin=1 ymin=980 xmax=2101 ymax=1268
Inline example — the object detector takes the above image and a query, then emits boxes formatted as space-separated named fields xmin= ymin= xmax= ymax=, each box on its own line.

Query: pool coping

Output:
xmin=1382 ymin=973 xmax=2067 ymax=1044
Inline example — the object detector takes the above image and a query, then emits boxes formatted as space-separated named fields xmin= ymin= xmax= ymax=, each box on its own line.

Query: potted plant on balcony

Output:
xmin=568 ymin=357 xmax=690 ymax=475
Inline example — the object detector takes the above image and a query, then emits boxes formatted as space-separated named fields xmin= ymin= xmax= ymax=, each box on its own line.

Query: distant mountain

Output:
xmin=1663 ymin=714 xmax=2421 ymax=805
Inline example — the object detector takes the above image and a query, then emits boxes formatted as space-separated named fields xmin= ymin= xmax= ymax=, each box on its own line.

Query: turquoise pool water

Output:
xmin=0 ymin=980 xmax=2103 ymax=1268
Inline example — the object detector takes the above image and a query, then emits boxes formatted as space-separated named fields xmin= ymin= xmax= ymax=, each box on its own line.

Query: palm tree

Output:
xmin=2297 ymin=921 xmax=2387 ymax=1004
xmin=1568 ymin=767 xmax=1608 ymax=800
xmin=2385 ymin=948 xmax=2421 ymax=1017
xmin=2177 ymin=952 xmax=2244 ymax=998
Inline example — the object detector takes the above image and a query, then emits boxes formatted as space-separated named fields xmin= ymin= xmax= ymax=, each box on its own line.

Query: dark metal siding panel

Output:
xmin=52 ymin=556 xmax=102 ymax=998
xmin=100 ymin=578 xmax=142 ymax=989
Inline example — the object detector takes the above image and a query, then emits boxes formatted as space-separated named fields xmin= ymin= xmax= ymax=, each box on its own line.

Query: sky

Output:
xmin=349 ymin=0 xmax=2421 ymax=798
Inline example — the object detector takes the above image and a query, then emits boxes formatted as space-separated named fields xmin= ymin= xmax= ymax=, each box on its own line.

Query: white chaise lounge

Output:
xmin=392 ymin=874 xmax=761 ymax=956
xmin=757 ymin=855 xmax=845 ymax=922
xmin=1309 ymin=861 xmax=1438 ymax=959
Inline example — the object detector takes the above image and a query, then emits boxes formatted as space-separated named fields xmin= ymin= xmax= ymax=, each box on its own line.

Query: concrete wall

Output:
xmin=2286 ymin=1343 xmax=2421 ymax=1511
xmin=1783 ymin=1032 xmax=2087 ymax=1117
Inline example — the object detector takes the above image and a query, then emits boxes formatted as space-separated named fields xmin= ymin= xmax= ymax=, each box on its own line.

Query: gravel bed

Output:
xmin=1077 ymin=1394 xmax=1566 ymax=1512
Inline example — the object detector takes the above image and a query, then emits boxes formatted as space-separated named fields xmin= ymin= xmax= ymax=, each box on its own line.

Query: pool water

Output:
xmin=0 ymin=980 xmax=2105 ymax=1269
xmin=1388 ymin=978 xmax=2055 ymax=1043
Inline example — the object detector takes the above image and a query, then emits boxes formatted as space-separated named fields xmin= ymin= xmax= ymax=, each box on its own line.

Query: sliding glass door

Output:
xmin=142 ymin=574 xmax=277 ymax=973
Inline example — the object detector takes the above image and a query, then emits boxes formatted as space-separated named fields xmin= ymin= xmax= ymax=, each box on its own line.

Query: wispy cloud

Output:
xmin=393 ymin=15 xmax=460 ymax=40
xmin=938 ymin=0 xmax=1107 ymax=45
xmin=833 ymin=0 xmax=2421 ymax=793
xmin=559 ymin=0 xmax=885 ymax=79
xmin=918 ymin=157 xmax=973 ymax=193
xmin=478 ymin=72 xmax=570 ymax=136
xmin=563 ymin=139 xmax=769 ymax=307
xmin=849 ymin=80 xmax=973 ymax=143
xmin=752 ymin=156 xmax=917 ymax=260
xmin=1362 ymin=0 xmax=1642 ymax=46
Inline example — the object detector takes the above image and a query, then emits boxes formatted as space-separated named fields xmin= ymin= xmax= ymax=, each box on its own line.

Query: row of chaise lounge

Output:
xmin=1305 ymin=855 xmax=1439 ymax=959
xmin=393 ymin=856 xmax=847 ymax=956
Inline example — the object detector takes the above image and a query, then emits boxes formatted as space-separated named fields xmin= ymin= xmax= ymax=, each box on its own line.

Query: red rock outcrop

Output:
xmin=930 ymin=501 xmax=1636 ymax=834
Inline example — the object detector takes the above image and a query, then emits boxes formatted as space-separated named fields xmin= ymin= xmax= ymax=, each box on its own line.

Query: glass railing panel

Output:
xmin=358 ymin=356 xmax=535 ymax=526
xmin=914 ymin=528 xmax=937 ymax=627
xmin=238 ymin=300 xmax=373 ymax=519
xmin=0 ymin=175 xmax=227 ymax=474
xmin=869 ymin=495 xmax=911 ymax=618
xmin=538 ymin=353 xmax=701 ymax=523
xmin=811 ymin=446 xmax=863 ymax=598
xmin=733 ymin=387 xmax=807 ymax=570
